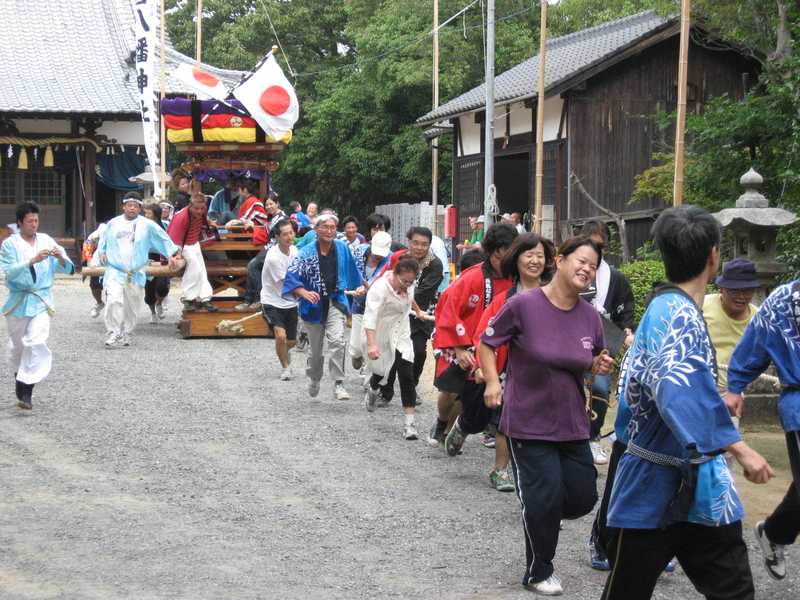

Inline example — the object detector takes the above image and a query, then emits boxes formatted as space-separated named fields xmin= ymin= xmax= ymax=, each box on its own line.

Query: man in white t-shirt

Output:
xmin=261 ymin=219 xmax=299 ymax=380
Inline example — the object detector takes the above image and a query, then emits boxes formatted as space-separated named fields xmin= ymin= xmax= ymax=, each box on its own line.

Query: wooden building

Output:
xmin=417 ymin=11 xmax=758 ymax=250
xmin=0 ymin=0 xmax=242 ymax=249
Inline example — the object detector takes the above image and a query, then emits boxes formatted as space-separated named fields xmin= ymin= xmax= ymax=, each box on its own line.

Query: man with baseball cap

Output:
xmin=283 ymin=212 xmax=362 ymax=400
xmin=703 ymin=258 xmax=760 ymax=394
xmin=98 ymin=191 xmax=181 ymax=348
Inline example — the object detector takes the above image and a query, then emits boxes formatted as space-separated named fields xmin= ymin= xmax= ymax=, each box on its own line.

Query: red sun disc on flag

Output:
xmin=259 ymin=86 xmax=291 ymax=116
xmin=192 ymin=68 xmax=220 ymax=87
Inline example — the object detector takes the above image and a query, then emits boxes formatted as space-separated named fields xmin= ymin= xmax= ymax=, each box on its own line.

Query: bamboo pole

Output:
xmin=673 ymin=0 xmax=691 ymax=206
xmin=431 ymin=0 xmax=440 ymax=237
xmin=533 ymin=0 xmax=547 ymax=233
xmin=159 ymin=0 xmax=167 ymax=198
xmin=196 ymin=0 xmax=203 ymax=63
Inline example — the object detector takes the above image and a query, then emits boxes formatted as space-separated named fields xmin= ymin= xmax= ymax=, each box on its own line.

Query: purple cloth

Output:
xmin=481 ymin=288 xmax=605 ymax=442
xmin=191 ymin=169 xmax=267 ymax=182
xmin=160 ymin=97 xmax=249 ymax=116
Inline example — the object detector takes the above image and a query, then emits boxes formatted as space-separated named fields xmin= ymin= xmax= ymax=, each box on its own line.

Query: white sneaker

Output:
xmin=308 ymin=379 xmax=320 ymax=398
xmin=334 ymin=382 xmax=350 ymax=401
xmin=150 ymin=312 xmax=158 ymax=324
xmin=234 ymin=302 xmax=252 ymax=312
xmin=403 ymin=421 xmax=419 ymax=440
xmin=90 ymin=303 xmax=104 ymax=319
xmin=590 ymin=441 xmax=608 ymax=465
xmin=120 ymin=333 xmax=131 ymax=347
xmin=156 ymin=303 xmax=166 ymax=320
xmin=280 ymin=367 xmax=292 ymax=381
xmin=528 ymin=574 xmax=563 ymax=596
xmin=104 ymin=333 xmax=121 ymax=349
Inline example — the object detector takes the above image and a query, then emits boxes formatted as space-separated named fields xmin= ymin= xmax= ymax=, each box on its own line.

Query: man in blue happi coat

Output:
xmin=283 ymin=212 xmax=362 ymax=401
xmin=0 ymin=201 xmax=74 ymax=410
xmin=602 ymin=206 xmax=773 ymax=600
xmin=727 ymin=280 xmax=800 ymax=581
xmin=98 ymin=191 xmax=180 ymax=348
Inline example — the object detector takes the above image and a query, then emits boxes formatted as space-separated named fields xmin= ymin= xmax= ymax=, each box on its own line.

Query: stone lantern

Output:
xmin=713 ymin=168 xmax=797 ymax=302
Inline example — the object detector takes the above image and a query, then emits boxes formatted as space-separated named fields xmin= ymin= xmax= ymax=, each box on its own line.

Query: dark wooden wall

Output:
xmin=564 ymin=35 xmax=757 ymax=224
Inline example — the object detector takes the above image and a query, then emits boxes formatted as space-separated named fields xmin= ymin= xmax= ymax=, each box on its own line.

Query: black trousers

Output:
xmin=602 ymin=521 xmax=754 ymax=600
xmin=244 ymin=247 xmax=267 ymax=304
xmin=590 ymin=439 xmax=626 ymax=559
xmin=411 ymin=329 xmax=429 ymax=386
xmin=764 ymin=430 xmax=800 ymax=545
xmin=507 ymin=437 xmax=597 ymax=584
xmin=144 ymin=277 xmax=170 ymax=307
xmin=370 ymin=351 xmax=416 ymax=408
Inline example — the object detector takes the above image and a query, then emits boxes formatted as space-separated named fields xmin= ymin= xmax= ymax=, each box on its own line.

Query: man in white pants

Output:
xmin=98 ymin=192 xmax=180 ymax=348
xmin=167 ymin=193 xmax=217 ymax=311
xmin=0 ymin=201 xmax=73 ymax=409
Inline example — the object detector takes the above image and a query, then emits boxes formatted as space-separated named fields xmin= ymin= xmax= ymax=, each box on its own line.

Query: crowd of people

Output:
xmin=2 ymin=185 xmax=799 ymax=599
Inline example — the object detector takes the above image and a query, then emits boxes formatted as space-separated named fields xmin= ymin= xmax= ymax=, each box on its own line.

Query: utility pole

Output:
xmin=483 ymin=0 xmax=496 ymax=222
xmin=432 ymin=0 xmax=440 ymax=237
xmin=196 ymin=0 xmax=203 ymax=63
xmin=534 ymin=0 xmax=547 ymax=234
xmin=673 ymin=0 xmax=691 ymax=206
xmin=159 ymin=0 xmax=166 ymax=196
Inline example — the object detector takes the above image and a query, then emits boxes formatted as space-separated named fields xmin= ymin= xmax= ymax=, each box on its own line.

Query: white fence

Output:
xmin=373 ymin=202 xmax=446 ymax=239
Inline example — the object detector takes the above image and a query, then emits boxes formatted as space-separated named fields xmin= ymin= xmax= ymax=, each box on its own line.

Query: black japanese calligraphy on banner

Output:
xmin=133 ymin=0 xmax=162 ymax=198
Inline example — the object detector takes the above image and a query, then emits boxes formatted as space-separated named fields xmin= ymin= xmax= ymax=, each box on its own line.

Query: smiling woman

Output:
xmin=477 ymin=234 xmax=612 ymax=595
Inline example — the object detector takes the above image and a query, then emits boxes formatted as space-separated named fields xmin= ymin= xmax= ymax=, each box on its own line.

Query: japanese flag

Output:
xmin=174 ymin=63 xmax=229 ymax=102
xmin=232 ymin=55 xmax=299 ymax=139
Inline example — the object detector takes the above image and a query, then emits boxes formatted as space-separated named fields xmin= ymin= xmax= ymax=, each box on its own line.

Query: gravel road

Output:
xmin=0 ymin=278 xmax=797 ymax=599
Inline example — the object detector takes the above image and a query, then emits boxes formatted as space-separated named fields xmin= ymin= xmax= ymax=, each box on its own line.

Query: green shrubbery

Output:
xmin=618 ymin=259 xmax=666 ymax=325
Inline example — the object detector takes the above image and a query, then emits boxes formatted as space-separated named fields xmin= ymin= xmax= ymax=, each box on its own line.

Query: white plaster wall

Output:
xmin=15 ymin=119 xmax=72 ymax=134
xmin=97 ymin=121 xmax=145 ymax=145
xmin=458 ymin=115 xmax=481 ymax=156
xmin=458 ymin=96 xmax=565 ymax=156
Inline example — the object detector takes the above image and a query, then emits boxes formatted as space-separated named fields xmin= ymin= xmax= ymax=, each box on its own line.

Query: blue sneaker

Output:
xmin=588 ymin=539 xmax=610 ymax=571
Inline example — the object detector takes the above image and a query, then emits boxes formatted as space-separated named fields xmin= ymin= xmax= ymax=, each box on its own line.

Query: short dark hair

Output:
xmin=557 ymin=235 xmax=603 ymax=267
xmin=342 ymin=216 xmax=359 ymax=228
xmin=580 ymin=220 xmax=610 ymax=243
xmin=459 ymin=249 xmax=486 ymax=271
xmin=123 ymin=191 xmax=143 ymax=202
xmin=239 ymin=178 xmax=259 ymax=195
xmin=501 ymin=232 xmax=555 ymax=281
xmin=481 ymin=223 xmax=518 ymax=255
xmin=15 ymin=201 xmax=39 ymax=224
xmin=406 ymin=226 xmax=432 ymax=243
xmin=652 ymin=205 xmax=721 ymax=283
xmin=272 ymin=218 xmax=296 ymax=237
xmin=289 ymin=201 xmax=302 ymax=212
xmin=394 ymin=257 xmax=420 ymax=277
xmin=143 ymin=203 xmax=162 ymax=224
xmin=365 ymin=213 xmax=385 ymax=234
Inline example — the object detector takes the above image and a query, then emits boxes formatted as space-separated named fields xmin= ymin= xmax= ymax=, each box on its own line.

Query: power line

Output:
xmin=257 ymin=0 xmax=295 ymax=78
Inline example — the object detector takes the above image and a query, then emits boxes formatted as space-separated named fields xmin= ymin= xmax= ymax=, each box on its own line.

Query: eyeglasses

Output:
xmin=317 ymin=224 xmax=336 ymax=231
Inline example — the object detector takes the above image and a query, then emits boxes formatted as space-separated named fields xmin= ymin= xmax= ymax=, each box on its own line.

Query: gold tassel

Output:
xmin=44 ymin=145 xmax=54 ymax=168
xmin=17 ymin=148 xmax=28 ymax=170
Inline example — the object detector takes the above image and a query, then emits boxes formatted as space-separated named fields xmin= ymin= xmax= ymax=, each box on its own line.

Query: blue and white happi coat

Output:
xmin=97 ymin=215 xmax=179 ymax=288
xmin=282 ymin=239 xmax=362 ymax=324
xmin=0 ymin=233 xmax=74 ymax=318
xmin=728 ymin=281 xmax=800 ymax=432
xmin=608 ymin=286 xmax=743 ymax=529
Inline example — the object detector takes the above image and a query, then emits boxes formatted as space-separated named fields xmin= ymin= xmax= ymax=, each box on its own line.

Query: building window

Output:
xmin=23 ymin=167 xmax=64 ymax=205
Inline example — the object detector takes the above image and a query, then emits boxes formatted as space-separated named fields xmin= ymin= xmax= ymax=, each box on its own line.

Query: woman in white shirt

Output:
xmin=362 ymin=258 xmax=420 ymax=439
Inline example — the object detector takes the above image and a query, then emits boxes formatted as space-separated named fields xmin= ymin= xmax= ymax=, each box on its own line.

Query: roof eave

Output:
xmin=416 ymin=19 xmax=681 ymax=128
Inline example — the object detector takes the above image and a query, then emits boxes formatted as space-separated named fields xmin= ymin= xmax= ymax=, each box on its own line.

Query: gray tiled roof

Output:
xmin=0 ymin=0 xmax=245 ymax=115
xmin=417 ymin=11 xmax=672 ymax=125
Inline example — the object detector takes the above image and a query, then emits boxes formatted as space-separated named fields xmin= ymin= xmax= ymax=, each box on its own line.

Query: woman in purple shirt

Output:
xmin=479 ymin=235 xmax=614 ymax=596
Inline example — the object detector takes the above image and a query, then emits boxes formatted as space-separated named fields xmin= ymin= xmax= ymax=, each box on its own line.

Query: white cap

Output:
xmin=370 ymin=231 xmax=392 ymax=257
xmin=476 ymin=215 xmax=485 ymax=223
